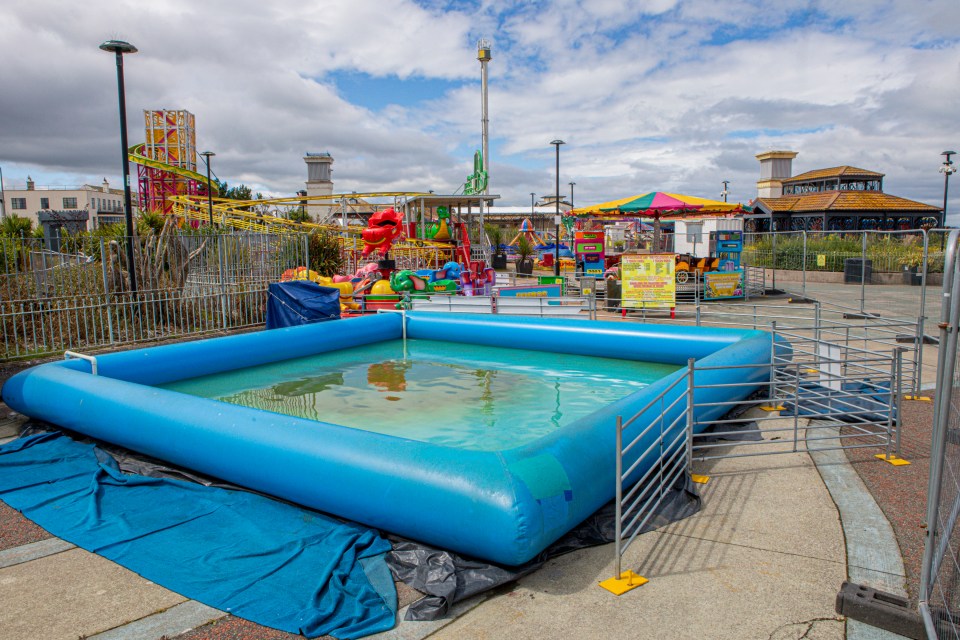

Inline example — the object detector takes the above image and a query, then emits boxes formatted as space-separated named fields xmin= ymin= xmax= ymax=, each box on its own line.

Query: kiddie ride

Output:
xmin=280 ymin=205 xmax=496 ymax=312
xmin=675 ymin=230 xmax=745 ymax=299
xmin=574 ymin=230 xmax=605 ymax=276
xmin=601 ymin=230 xmax=745 ymax=302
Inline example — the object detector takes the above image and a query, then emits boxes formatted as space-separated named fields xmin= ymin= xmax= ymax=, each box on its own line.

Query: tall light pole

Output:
xmin=550 ymin=140 xmax=565 ymax=276
xmin=100 ymin=39 xmax=138 ymax=295
xmin=569 ymin=181 xmax=575 ymax=209
xmin=941 ymin=151 xmax=956 ymax=226
xmin=200 ymin=151 xmax=216 ymax=227
xmin=721 ymin=180 xmax=730 ymax=203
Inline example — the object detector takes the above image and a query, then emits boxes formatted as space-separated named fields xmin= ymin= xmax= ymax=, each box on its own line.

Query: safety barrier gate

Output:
xmin=921 ymin=229 xmax=960 ymax=638
xmin=605 ymin=321 xmax=904 ymax=594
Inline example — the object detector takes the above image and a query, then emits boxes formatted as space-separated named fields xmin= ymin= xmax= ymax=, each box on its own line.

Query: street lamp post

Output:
xmin=550 ymin=140 xmax=565 ymax=276
xmin=569 ymin=181 xmax=575 ymax=210
xmin=530 ymin=192 xmax=535 ymax=230
xmin=941 ymin=151 xmax=956 ymax=226
xmin=200 ymin=151 xmax=216 ymax=227
xmin=721 ymin=180 xmax=730 ymax=203
xmin=100 ymin=39 xmax=139 ymax=295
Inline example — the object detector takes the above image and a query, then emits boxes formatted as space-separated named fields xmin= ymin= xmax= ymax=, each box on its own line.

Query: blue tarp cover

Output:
xmin=266 ymin=281 xmax=341 ymax=329
xmin=785 ymin=380 xmax=895 ymax=424
xmin=0 ymin=432 xmax=396 ymax=639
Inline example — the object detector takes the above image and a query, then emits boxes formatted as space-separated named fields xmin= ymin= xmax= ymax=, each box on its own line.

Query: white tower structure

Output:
xmin=756 ymin=150 xmax=798 ymax=198
xmin=478 ymin=39 xmax=491 ymax=195
xmin=304 ymin=152 xmax=334 ymax=220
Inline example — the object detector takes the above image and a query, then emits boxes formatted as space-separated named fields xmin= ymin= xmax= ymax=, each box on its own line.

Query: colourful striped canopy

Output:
xmin=570 ymin=192 xmax=744 ymax=218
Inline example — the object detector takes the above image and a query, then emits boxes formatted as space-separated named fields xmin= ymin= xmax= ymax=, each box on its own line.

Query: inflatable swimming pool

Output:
xmin=2 ymin=313 xmax=773 ymax=565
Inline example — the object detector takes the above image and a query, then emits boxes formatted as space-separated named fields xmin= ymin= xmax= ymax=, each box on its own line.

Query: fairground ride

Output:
xmin=130 ymin=110 xmax=218 ymax=214
xmin=168 ymin=192 xmax=461 ymax=267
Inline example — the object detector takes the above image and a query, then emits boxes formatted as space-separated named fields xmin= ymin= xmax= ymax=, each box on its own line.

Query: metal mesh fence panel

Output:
xmin=922 ymin=230 xmax=960 ymax=637
xmin=0 ymin=232 xmax=306 ymax=360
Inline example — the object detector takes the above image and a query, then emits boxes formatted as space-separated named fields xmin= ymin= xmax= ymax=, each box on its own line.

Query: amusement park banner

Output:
xmin=704 ymin=270 xmax=745 ymax=300
xmin=621 ymin=254 xmax=676 ymax=308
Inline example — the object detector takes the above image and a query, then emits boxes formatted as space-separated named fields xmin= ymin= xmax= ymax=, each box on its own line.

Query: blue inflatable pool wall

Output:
xmin=2 ymin=313 xmax=773 ymax=566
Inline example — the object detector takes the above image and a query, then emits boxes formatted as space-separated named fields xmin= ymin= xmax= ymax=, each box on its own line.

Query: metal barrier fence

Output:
xmin=743 ymin=229 xmax=948 ymax=338
xmin=409 ymin=293 xmax=595 ymax=319
xmin=0 ymin=232 xmax=307 ymax=360
xmin=610 ymin=317 xmax=903 ymax=588
xmin=921 ymin=229 xmax=960 ymax=638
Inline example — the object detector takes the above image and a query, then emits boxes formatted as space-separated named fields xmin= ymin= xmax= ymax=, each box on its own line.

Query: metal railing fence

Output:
xmin=0 ymin=232 xmax=307 ymax=360
xmin=612 ymin=320 xmax=904 ymax=585
xmin=743 ymin=229 xmax=947 ymax=339
xmin=921 ymin=229 xmax=960 ymax=638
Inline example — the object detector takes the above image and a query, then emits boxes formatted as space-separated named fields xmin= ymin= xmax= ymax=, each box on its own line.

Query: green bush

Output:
xmin=0 ymin=214 xmax=33 ymax=237
xmin=743 ymin=233 xmax=943 ymax=273
xmin=308 ymin=229 xmax=344 ymax=276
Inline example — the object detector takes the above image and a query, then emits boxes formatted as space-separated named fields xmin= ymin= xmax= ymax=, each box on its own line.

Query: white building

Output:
xmin=673 ymin=217 xmax=743 ymax=256
xmin=3 ymin=177 xmax=129 ymax=230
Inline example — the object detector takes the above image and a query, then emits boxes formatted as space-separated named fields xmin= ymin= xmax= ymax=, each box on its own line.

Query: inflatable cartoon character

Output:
xmin=427 ymin=206 xmax=451 ymax=242
xmin=390 ymin=269 xmax=458 ymax=294
xmin=361 ymin=207 xmax=404 ymax=258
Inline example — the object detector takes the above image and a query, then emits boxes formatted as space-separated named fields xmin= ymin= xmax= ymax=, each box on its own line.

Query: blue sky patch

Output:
xmin=726 ymin=126 xmax=829 ymax=139
xmin=328 ymin=71 xmax=465 ymax=111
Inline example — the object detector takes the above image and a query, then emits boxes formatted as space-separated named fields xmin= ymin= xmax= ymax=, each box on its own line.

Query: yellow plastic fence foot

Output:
xmin=874 ymin=454 xmax=911 ymax=466
xmin=903 ymin=395 xmax=932 ymax=402
xmin=805 ymin=369 xmax=820 ymax=375
xmin=760 ymin=405 xmax=786 ymax=412
xmin=691 ymin=474 xmax=710 ymax=484
xmin=599 ymin=570 xmax=649 ymax=595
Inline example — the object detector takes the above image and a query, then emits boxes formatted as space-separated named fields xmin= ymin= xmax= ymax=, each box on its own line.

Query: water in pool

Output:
xmin=161 ymin=339 xmax=680 ymax=451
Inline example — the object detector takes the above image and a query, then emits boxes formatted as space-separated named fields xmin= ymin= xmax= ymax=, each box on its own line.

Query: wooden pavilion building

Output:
xmin=745 ymin=151 xmax=941 ymax=232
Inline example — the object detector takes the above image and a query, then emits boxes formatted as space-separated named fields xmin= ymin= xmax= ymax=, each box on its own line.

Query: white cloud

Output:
xmin=0 ymin=0 xmax=957 ymax=216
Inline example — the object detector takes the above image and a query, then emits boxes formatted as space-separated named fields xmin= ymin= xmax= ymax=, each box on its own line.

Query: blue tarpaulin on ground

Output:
xmin=266 ymin=281 xmax=341 ymax=329
xmin=784 ymin=379 xmax=895 ymax=424
xmin=0 ymin=432 xmax=396 ymax=639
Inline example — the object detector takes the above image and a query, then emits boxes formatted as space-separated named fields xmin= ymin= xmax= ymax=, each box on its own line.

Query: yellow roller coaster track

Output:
xmin=127 ymin=144 xmax=219 ymax=193
xmin=168 ymin=192 xmax=458 ymax=256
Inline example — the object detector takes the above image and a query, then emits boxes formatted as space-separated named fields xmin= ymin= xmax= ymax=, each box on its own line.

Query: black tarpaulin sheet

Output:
xmin=265 ymin=281 xmax=341 ymax=329
xmin=387 ymin=475 xmax=702 ymax=620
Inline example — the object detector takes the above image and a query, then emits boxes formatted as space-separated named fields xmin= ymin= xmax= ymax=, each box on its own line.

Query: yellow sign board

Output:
xmin=621 ymin=254 xmax=676 ymax=308
xmin=817 ymin=254 xmax=826 ymax=267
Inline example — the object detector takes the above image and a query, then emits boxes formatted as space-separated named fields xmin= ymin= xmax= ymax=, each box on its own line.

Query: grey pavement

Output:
xmin=413 ymin=416 xmax=855 ymax=640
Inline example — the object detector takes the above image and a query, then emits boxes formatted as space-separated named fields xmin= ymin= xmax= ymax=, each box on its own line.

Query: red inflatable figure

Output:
xmin=361 ymin=207 xmax=404 ymax=258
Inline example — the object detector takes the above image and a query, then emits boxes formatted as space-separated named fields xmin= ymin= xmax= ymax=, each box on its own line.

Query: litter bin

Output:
xmin=605 ymin=279 xmax=621 ymax=310
xmin=844 ymin=258 xmax=873 ymax=284
xmin=901 ymin=265 xmax=922 ymax=286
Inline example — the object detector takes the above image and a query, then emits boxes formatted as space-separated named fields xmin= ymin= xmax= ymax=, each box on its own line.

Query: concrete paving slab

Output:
xmin=0 ymin=548 xmax=186 ymax=640
xmin=0 ymin=537 xmax=75 ymax=569
xmin=88 ymin=600 xmax=226 ymax=640
xmin=428 ymin=438 xmax=847 ymax=640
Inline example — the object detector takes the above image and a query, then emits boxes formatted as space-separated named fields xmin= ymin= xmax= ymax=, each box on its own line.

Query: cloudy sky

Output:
xmin=1 ymin=0 xmax=958 ymax=218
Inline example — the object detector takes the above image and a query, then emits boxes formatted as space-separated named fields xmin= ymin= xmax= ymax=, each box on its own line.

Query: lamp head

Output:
xmin=200 ymin=151 xmax=215 ymax=158
xmin=550 ymin=139 xmax=565 ymax=147
xmin=99 ymin=40 xmax=138 ymax=54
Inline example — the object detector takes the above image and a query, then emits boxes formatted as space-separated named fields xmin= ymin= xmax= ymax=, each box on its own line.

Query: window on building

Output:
xmin=40 ymin=197 xmax=49 ymax=209
xmin=686 ymin=222 xmax=704 ymax=246
xmin=11 ymin=198 xmax=26 ymax=210
xmin=63 ymin=197 xmax=78 ymax=209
